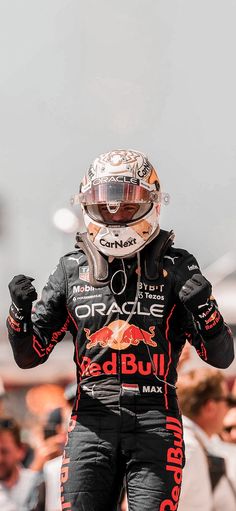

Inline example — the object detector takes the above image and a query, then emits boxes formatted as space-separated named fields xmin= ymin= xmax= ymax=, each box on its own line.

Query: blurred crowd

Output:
xmin=0 ymin=380 xmax=76 ymax=511
xmin=0 ymin=349 xmax=236 ymax=511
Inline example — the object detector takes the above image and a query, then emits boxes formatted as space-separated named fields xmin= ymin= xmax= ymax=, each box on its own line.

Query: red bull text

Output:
xmin=61 ymin=454 xmax=71 ymax=511
xmin=160 ymin=416 xmax=184 ymax=511
xmin=81 ymin=352 xmax=165 ymax=377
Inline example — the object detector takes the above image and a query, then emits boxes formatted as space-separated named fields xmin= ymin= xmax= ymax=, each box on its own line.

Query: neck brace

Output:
xmin=75 ymin=229 xmax=175 ymax=288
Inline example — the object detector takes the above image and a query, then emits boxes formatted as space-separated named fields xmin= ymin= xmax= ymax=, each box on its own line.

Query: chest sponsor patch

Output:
xmin=75 ymin=301 xmax=164 ymax=319
xmin=83 ymin=320 xmax=157 ymax=350
xmin=80 ymin=352 xmax=165 ymax=378
xmin=79 ymin=266 xmax=90 ymax=282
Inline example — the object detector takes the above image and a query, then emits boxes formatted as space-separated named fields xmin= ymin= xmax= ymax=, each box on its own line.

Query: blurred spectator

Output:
xmin=211 ymin=404 xmax=236 ymax=494
xmin=221 ymin=407 xmax=236 ymax=444
xmin=177 ymin=342 xmax=191 ymax=373
xmin=0 ymin=377 xmax=6 ymax=416
xmin=63 ymin=382 xmax=77 ymax=406
xmin=231 ymin=378 xmax=236 ymax=398
xmin=42 ymin=382 xmax=76 ymax=511
xmin=177 ymin=368 xmax=236 ymax=511
xmin=22 ymin=442 xmax=36 ymax=470
xmin=30 ymin=427 xmax=65 ymax=511
xmin=0 ymin=417 xmax=44 ymax=510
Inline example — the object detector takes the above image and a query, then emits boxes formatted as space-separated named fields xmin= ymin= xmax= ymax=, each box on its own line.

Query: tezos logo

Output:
xmin=100 ymin=237 xmax=137 ymax=249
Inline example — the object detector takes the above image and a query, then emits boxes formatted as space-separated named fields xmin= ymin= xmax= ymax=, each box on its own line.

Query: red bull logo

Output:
xmin=81 ymin=352 xmax=165 ymax=378
xmin=205 ymin=310 xmax=221 ymax=330
xmin=84 ymin=320 xmax=157 ymax=350
xmin=7 ymin=315 xmax=21 ymax=332
xmin=205 ymin=310 xmax=218 ymax=324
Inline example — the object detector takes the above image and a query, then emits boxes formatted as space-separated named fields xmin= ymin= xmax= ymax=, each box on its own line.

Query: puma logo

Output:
xmin=164 ymin=255 xmax=179 ymax=265
xmin=69 ymin=256 xmax=83 ymax=266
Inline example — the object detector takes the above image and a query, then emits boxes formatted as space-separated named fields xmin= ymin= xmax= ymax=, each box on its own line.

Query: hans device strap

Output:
xmin=75 ymin=229 xmax=175 ymax=288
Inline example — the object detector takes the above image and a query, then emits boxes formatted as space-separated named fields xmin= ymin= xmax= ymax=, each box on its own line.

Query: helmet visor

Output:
xmin=85 ymin=202 xmax=152 ymax=225
xmin=72 ymin=179 xmax=169 ymax=206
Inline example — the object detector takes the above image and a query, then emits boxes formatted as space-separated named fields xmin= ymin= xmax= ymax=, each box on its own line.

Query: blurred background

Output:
xmin=0 ymin=0 xmax=235 ymax=420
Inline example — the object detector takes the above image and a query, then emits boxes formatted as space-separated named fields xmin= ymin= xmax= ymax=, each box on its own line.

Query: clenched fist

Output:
xmin=179 ymin=274 xmax=212 ymax=313
xmin=9 ymin=275 xmax=37 ymax=313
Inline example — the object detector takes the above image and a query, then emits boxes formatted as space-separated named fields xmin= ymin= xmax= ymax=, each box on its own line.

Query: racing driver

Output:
xmin=7 ymin=149 xmax=234 ymax=511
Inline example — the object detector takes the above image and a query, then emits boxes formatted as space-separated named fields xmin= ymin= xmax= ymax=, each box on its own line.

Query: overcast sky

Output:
xmin=0 ymin=0 xmax=236 ymax=314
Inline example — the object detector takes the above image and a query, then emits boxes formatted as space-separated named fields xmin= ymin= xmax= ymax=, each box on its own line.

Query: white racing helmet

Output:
xmin=72 ymin=149 xmax=170 ymax=258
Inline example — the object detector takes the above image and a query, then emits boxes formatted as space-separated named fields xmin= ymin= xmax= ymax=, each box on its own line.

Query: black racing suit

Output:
xmin=7 ymin=237 xmax=234 ymax=511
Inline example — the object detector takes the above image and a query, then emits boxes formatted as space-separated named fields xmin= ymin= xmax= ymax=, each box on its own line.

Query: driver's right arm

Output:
xmin=6 ymin=260 xmax=72 ymax=369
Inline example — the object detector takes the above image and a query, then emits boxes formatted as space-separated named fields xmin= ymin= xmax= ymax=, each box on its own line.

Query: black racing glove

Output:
xmin=8 ymin=275 xmax=37 ymax=315
xmin=179 ymin=274 xmax=223 ymax=336
xmin=7 ymin=275 xmax=37 ymax=335
xmin=179 ymin=274 xmax=212 ymax=312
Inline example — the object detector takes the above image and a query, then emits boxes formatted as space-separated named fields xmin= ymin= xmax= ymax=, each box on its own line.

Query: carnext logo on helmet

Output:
xmin=100 ymin=238 xmax=137 ymax=249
